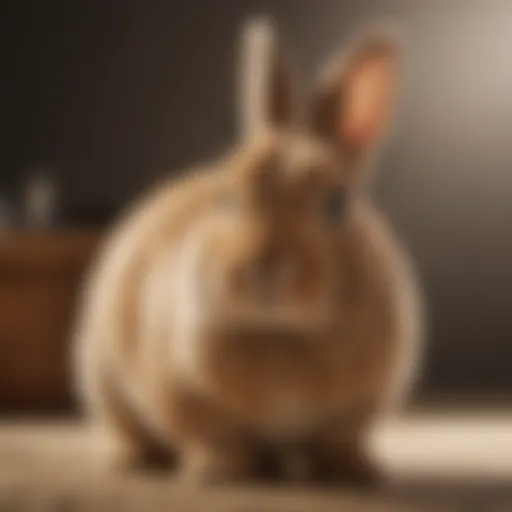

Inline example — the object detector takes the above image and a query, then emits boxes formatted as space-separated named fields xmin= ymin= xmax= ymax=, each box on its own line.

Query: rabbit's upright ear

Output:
xmin=238 ymin=17 xmax=300 ymax=139
xmin=310 ymin=26 xmax=400 ymax=161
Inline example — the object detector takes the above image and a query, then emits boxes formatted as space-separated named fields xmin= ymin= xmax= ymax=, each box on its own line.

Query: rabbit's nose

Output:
xmin=244 ymin=253 xmax=298 ymax=302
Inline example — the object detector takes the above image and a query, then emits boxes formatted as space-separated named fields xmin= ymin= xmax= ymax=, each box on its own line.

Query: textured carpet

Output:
xmin=1 ymin=413 xmax=511 ymax=511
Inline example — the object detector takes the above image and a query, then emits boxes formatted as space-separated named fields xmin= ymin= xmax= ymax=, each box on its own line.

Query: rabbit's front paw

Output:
xmin=180 ymin=445 xmax=257 ymax=485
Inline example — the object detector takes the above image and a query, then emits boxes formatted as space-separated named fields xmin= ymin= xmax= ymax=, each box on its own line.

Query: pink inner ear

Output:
xmin=342 ymin=114 xmax=380 ymax=146
xmin=340 ymin=55 xmax=395 ymax=149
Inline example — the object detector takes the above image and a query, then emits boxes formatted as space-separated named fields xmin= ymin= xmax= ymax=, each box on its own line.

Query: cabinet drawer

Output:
xmin=0 ymin=232 xmax=101 ymax=412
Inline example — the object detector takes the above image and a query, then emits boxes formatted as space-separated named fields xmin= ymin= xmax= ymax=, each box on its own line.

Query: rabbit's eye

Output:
xmin=322 ymin=188 xmax=346 ymax=224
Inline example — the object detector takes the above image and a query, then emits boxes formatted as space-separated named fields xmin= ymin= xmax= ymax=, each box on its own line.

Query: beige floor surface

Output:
xmin=0 ymin=412 xmax=511 ymax=511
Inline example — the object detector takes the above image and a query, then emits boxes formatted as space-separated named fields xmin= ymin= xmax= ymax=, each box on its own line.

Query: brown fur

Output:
xmin=73 ymin=21 xmax=422 ymax=486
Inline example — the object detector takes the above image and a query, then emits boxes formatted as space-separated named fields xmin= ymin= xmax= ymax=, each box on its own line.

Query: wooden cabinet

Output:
xmin=0 ymin=232 xmax=102 ymax=413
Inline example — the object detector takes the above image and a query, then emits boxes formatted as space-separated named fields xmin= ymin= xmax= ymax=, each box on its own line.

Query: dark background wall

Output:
xmin=4 ymin=0 xmax=512 ymax=395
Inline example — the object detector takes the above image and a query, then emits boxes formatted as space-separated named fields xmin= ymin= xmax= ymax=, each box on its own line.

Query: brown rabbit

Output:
xmin=73 ymin=18 xmax=423 ymax=485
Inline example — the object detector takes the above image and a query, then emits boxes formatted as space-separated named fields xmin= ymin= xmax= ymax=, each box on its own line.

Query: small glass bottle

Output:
xmin=23 ymin=168 xmax=58 ymax=229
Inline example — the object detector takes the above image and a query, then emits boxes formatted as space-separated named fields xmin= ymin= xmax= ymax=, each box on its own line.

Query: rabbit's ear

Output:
xmin=238 ymin=17 xmax=300 ymax=139
xmin=310 ymin=26 xmax=400 ymax=161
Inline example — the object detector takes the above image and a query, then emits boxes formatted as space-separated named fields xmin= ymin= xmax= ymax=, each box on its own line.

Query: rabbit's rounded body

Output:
xmin=75 ymin=148 xmax=420 ymax=481
xmin=74 ymin=21 xmax=423 ymax=484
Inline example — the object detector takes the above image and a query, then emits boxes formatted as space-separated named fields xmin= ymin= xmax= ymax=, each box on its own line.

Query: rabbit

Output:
xmin=73 ymin=18 xmax=423 ymax=486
